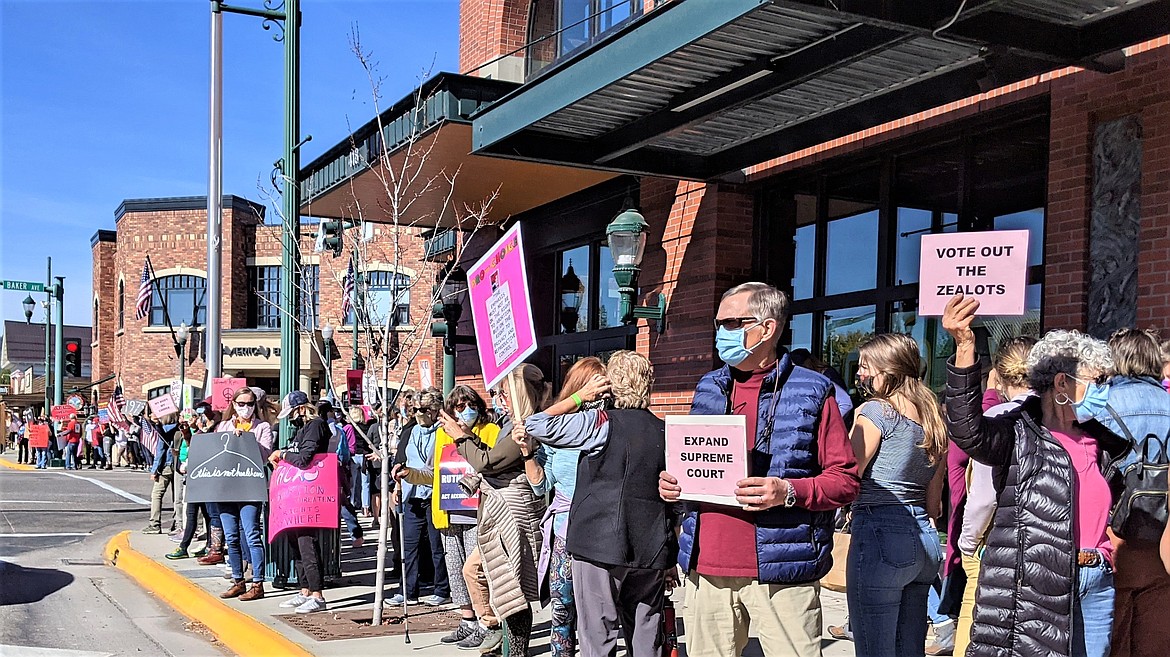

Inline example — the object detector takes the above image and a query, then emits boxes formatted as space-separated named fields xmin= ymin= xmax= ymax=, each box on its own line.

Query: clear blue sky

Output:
xmin=0 ymin=0 xmax=460 ymax=326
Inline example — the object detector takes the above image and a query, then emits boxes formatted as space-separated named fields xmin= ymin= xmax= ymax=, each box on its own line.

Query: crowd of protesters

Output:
xmin=7 ymin=280 xmax=1170 ymax=657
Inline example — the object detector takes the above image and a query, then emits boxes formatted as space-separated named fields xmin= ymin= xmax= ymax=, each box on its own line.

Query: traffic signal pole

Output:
xmin=43 ymin=258 xmax=52 ymax=412
xmin=53 ymin=276 xmax=64 ymax=406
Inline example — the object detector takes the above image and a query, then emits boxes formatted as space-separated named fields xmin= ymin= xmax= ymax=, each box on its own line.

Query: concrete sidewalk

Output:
xmin=117 ymin=514 xmax=858 ymax=657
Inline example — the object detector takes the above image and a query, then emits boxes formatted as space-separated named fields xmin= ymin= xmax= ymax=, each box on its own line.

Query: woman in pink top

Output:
xmin=943 ymin=296 xmax=1129 ymax=657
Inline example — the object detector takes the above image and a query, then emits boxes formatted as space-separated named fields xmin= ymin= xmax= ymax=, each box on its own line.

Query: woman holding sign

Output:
xmin=215 ymin=386 xmax=274 ymax=602
xmin=844 ymin=333 xmax=948 ymax=657
xmin=943 ymin=295 xmax=1127 ymax=657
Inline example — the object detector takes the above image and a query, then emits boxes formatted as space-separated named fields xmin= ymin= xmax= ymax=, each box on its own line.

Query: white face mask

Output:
xmin=235 ymin=403 xmax=255 ymax=420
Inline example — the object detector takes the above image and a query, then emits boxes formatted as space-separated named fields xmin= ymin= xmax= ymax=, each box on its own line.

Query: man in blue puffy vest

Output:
xmin=659 ymin=282 xmax=859 ymax=657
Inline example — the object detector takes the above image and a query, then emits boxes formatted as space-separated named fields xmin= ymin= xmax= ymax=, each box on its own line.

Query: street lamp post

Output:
xmin=175 ymin=322 xmax=191 ymax=411
xmin=431 ymin=266 xmax=473 ymax=396
xmin=321 ymin=322 xmax=335 ymax=401
xmin=606 ymin=206 xmax=666 ymax=332
xmin=22 ymin=296 xmax=34 ymax=324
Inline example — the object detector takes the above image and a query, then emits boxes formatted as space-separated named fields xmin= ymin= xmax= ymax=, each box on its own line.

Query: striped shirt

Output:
xmin=855 ymin=400 xmax=937 ymax=508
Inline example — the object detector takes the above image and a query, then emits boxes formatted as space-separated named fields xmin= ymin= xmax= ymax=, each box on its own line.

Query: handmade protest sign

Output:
xmin=665 ymin=415 xmax=748 ymax=506
xmin=269 ymin=453 xmax=340 ymax=541
xmin=918 ymin=230 xmax=1030 ymax=316
xmin=210 ymin=377 xmax=248 ymax=412
xmin=147 ymin=393 xmax=178 ymax=418
xmin=468 ymin=223 xmax=538 ymax=391
xmin=28 ymin=425 xmax=49 ymax=449
xmin=50 ymin=405 xmax=74 ymax=421
xmin=184 ymin=431 xmax=268 ymax=503
xmin=437 ymin=442 xmax=479 ymax=512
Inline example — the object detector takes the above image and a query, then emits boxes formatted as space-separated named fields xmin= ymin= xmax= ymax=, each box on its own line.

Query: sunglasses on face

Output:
xmin=452 ymin=401 xmax=473 ymax=412
xmin=713 ymin=316 xmax=761 ymax=331
xmin=234 ymin=401 xmax=256 ymax=407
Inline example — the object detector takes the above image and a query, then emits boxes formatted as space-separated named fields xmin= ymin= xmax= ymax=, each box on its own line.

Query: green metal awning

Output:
xmin=472 ymin=0 xmax=1169 ymax=180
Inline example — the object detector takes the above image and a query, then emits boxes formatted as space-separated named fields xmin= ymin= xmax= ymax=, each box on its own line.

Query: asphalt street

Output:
xmin=0 ymin=463 xmax=224 ymax=657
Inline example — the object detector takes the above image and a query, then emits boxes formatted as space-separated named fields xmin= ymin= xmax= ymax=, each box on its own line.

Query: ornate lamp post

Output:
xmin=606 ymin=206 xmax=666 ymax=331
xmin=175 ymin=322 xmax=191 ymax=411
xmin=321 ymin=322 xmax=336 ymax=400
xmin=22 ymin=295 xmax=35 ymax=324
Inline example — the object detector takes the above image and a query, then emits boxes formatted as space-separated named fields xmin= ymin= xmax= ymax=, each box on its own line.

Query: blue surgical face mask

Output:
xmin=459 ymin=407 xmax=479 ymax=425
xmin=1072 ymin=377 xmax=1110 ymax=424
xmin=716 ymin=326 xmax=758 ymax=367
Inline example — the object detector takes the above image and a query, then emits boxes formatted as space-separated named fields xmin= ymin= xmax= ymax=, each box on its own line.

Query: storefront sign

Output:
xmin=437 ymin=443 xmax=478 ymax=512
xmin=665 ymin=415 xmax=748 ymax=506
xmin=468 ymin=223 xmax=538 ymax=391
xmin=221 ymin=345 xmax=281 ymax=359
xmin=28 ymin=425 xmax=50 ymax=449
xmin=50 ymin=404 xmax=75 ymax=421
xmin=918 ymin=230 xmax=1030 ymax=316
xmin=148 ymin=394 xmax=178 ymax=418
xmin=210 ymin=377 xmax=248 ymax=412
xmin=184 ymin=431 xmax=269 ymax=503
xmin=67 ymin=395 xmax=85 ymax=410
xmin=268 ymin=453 xmax=340 ymax=541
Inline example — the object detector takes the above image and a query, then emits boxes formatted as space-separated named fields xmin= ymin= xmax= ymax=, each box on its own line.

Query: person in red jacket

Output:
xmin=63 ymin=414 xmax=81 ymax=470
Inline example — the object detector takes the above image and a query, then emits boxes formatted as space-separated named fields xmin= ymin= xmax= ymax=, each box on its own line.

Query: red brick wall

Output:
xmin=90 ymin=239 xmax=118 ymax=399
xmin=459 ymin=0 xmax=530 ymax=75
xmin=1044 ymin=44 xmax=1170 ymax=331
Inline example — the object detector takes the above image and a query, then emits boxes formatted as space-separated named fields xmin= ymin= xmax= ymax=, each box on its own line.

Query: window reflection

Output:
xmin=822 ymin=306 xmax=875 ymax=391
xmin=558 ymin=245 xmax=590 ymax=334
xmin=826 ymin=210 xmax=878 ymax=295
xmin=598 ymin=246 xmax=622 ymax=329
xmin=895 ymin=208 xmax=933 ymax=285
xmin=788 ymin=313 xmax=813 ymax=352
xmin=995 ymin=209 xmax=1045 ymax=267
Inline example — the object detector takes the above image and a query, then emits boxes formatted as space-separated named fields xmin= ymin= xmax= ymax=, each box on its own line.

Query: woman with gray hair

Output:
xmin=943 ymin=296 xmax=1128 ymax=657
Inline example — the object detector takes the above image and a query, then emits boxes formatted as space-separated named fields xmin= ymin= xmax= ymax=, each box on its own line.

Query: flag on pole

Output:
xmin=340 ymin=258 xmax=355 ymax=319
xmin=135 ymin=256 xmax=154 ymax=320
xmin=107 ymin=382 xmax=126 ymax=428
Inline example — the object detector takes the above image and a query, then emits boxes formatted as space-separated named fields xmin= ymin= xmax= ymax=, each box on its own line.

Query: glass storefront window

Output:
xmin=793 ymin=223 xmax=816 ymax=300
xmin=826 ymin=210 xmax=878 ymax=296
xmin=995 ymin=209 xmax=1045 ymax=267
xmin=788 ymin=313 xmax=813 ymax=352
xmin=598 ymin=246 xmax=622 ymax=329
xmin=558 ymin=245 xmax=591 ymax=334
xmin=895 ymin=208 xmax=933 ymax=286
xmin=822 ymin=305 xmax=875 ymax=387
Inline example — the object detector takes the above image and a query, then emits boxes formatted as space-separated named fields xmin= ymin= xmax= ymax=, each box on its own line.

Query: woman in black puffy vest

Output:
xmin=942 ymin=295 xmax=1128 ymax=657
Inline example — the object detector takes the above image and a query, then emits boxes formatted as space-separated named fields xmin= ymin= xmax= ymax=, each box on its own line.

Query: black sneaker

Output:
xmin=442 ymin=622 xmax=477 ymax=644
xmin=457 ymin=625 xmax=490 ymax=650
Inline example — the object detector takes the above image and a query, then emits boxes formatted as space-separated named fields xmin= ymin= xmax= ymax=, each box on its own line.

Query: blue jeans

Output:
xmin=64 ymin=444 xmax=76 ymax=469
xmin=1073 ymin=557 xmax=1115 ymax=657
xmin=36 ymin=447 xmax=49 ymax=468
xmin=401 ymin=498 xmax=449 ymax=599
xmin=928 ymin=576 xmax=950 ymax=625
xmin=219 ymin=502 xmax=265 ymax=583
xmin=847 ymin=504 xmax=944 ymax=657
xmin=351 ymin=455 xmax=371 ymax=510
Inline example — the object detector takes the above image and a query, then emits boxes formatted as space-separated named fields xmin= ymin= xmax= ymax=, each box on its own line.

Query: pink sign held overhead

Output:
xmin=665 ymin=415 xmax=749 ymax=507
xmin=210 ymin=377 xmax=248 ymax=412
xmin=918 ymin=230 xmax=1030 ymax=316
xmin=269 ymin=453 xmax=341 ymax=542
xmin=468 ymin=223 xmax=538 ymax=391
xmin=147 ymin=394 xmax=178 ymax=418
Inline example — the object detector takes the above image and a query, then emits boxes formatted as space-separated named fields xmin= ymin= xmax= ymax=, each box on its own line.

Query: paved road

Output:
xmin=0 ymin=463 xmax=223 ymax=657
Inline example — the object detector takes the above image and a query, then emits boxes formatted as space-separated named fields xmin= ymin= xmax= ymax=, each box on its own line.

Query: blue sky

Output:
xmin=0 ymin=0 xmax=460 ymax=326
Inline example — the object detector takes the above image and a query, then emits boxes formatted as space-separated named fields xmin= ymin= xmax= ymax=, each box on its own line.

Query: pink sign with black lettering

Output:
xmin=665 ymin=415 xmax=748 ymax=506
xmin=918 ymin=230 xmax=1030 ymax=316
xmin=268 ymin=453 xmax=340 ymax=541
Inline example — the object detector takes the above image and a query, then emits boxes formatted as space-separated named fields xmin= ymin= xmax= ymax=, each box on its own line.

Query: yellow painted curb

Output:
xmin=104 ymin=531 xmax=313 ymax=657
xmin=0 ymin=457 xmax=36 ymax=471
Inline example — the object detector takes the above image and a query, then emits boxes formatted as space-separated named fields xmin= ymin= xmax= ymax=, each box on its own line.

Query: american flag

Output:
xmin=134 ymin=256 xmax=154 ymax=321
xmin=139 ymin=417 xmax=160 ymax=458
xmin=107 ymin=383 xmax=126 ymax=427
xmin=340 ymin=258 xmax=355 ymax=319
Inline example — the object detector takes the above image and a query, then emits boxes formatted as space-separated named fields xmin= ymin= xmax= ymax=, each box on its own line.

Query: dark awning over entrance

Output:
xmin=471 ymin=0 xmax=1168 ymax=180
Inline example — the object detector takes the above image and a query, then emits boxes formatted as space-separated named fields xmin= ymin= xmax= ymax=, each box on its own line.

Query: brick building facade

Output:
xmin=90 ymin=196 xmax=444 ymax=405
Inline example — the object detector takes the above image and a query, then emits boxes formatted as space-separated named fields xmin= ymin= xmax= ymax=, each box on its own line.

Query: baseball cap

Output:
xmin=277 ymin=390 xmax=310 ymax=419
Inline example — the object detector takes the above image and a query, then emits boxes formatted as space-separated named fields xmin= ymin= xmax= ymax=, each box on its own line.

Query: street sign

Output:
xmin=0 ymin=386 xmax=8 ymax=395
xmin=3 ymin=280 xmax=45 ymax=292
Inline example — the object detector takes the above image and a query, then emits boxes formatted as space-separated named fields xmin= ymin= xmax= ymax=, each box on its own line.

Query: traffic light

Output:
xmin=63 ymin=338 xmax=82 ymax=377
xmin=313 ymin=220 xmax=355 ymax=258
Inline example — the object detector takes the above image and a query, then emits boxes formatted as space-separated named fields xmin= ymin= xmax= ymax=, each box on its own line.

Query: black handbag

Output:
xmin=1104 ymin=407 xmax=1170 ymax=543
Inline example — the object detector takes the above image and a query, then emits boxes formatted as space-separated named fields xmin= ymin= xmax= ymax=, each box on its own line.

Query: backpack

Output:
xmin=1104 ymin=406 xmax=1170 ymax=543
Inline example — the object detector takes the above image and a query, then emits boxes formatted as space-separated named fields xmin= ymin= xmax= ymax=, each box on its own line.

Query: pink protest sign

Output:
xmin=468 ymin=223 xmax=538 ymax=391
xmin=210 ymin=377 xmax=248 ymax=412
xmin=665 ymin=415 xmax=748 ymax=506
xmin=918 ymin=230 xmax=1030 ymax=316
xmin=269 ymin=453 xmax=341 ymax=542
xmin=147 ymin=394 xmax=178 ymax=418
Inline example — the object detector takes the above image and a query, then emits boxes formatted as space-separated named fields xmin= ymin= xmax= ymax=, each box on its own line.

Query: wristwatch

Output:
xmin=782 ymin=480 xmax=797 ymax=508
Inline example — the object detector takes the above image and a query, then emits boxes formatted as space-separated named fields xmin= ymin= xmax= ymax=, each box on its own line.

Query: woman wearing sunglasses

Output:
xmin=215 ymin=386 xmax=275 ymax=602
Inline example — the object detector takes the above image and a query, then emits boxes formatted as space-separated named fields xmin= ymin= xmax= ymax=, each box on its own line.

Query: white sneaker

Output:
xmin=279 ymin=594 xmax=310 ymax=608
xmin=295 ymin=597 xmax=327 ymax=614
xmin=421 ymin=594 xmax=451 ymax=606
xmin=385 ymin=593 xmax=418 ymax=605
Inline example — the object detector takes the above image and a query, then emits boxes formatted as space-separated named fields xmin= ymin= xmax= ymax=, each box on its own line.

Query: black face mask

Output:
xmin=290 ymin=416 xmax=306 ymax=429
xmin=855 ymin=374 xmax=877 ymax=399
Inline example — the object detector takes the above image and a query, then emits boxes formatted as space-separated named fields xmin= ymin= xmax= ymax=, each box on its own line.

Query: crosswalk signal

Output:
xmin=63 ymin=338 xmax=82 ymax=377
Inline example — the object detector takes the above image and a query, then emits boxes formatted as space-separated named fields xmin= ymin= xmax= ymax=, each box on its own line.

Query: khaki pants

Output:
xmin=956 ymin=552 xmax=982 ymax=657
xmin=462 ymin=547 xmax=497 ymax=626
xmin=683 ymin=572 xmax=821 ymax=657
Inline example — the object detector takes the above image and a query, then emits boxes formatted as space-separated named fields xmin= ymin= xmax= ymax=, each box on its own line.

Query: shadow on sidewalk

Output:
xmin=0 ymin=560 xmax=74 ymax=605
